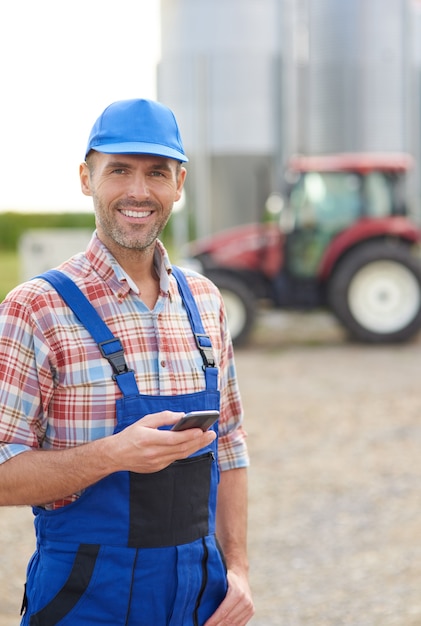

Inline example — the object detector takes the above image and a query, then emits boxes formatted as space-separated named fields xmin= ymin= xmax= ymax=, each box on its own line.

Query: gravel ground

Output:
xmin=1 ymin=310 xmax=421 ymax=625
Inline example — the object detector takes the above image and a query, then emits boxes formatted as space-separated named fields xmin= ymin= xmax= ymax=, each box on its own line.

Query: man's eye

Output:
xmin=112 ymin=168 xmax=127 ymax=175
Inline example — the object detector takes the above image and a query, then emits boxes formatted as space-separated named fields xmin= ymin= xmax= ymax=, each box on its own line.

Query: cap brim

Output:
xmin=88 ymin=141 xmax=188 ymax=162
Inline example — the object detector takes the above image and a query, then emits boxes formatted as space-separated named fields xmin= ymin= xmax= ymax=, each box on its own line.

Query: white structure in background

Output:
xmin=158 ymin=0 xmax=421 ymax=236
xmin=19 ymin=229 xmax=93 ymax=281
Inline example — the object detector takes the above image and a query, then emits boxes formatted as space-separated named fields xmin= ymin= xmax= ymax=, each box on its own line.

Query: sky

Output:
xmin=0 ymin=0 xmax=161 ymax=212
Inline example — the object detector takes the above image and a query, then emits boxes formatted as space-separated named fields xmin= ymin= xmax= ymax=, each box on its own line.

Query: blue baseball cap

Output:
xmin=85 ymin=98 xmax=188 ymax=162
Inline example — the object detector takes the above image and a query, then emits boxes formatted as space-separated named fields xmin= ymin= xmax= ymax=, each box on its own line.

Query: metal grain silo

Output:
xmin=158 ymin=0 xmax=282 ymax=236
xmin=283 ymin=0 xmax=411 ymax=154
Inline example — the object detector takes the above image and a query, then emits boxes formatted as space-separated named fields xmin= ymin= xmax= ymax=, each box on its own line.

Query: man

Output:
xmin=0 ymin=99 xmax=254 ymax=625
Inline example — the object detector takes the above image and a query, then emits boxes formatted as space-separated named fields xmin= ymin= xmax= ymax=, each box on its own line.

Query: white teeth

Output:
xmin=121 ymin=209 xmax=151 ymax=218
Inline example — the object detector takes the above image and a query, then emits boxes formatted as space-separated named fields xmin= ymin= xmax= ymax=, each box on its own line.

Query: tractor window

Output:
xmin=288 ymin=172 xmax=362 ymax=232
xmin=285 ymin=172 xmax=362 ymax=278
xmin=363 ymin=173 xmax=394 ymax=217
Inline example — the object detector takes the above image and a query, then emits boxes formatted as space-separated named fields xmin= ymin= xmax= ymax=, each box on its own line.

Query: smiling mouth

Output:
xmin=120 ymin=209 xmax=152 ymax=218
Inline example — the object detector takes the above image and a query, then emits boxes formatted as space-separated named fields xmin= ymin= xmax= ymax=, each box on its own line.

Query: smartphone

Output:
xmin=171 ymin=410 xmax=220 ymax=432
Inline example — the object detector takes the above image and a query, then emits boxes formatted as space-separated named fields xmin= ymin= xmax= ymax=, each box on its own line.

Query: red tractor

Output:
xmin=182 ymin=153 xmax=421 ymax=345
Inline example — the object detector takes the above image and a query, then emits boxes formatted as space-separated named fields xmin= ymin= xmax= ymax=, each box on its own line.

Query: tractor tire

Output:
xmin=207 ymin=271 xmax=257 ymax=346
xmin=328 ymin=240 xmax=421 ymax=343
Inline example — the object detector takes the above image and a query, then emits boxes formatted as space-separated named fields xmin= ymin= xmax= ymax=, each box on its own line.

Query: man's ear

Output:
xmin=175 ymin=166 xmax=187 ymax=202
xmin=79 ymin=162 xmax=92 ymax=197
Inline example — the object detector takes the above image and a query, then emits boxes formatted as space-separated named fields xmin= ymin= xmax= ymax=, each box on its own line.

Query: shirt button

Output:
xmin=160 ymin=360 xmax=166 ymax=368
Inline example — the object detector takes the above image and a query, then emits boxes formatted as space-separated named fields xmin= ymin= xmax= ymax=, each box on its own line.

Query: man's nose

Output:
xmin=127 ymin=173 xmax=150 ymax=199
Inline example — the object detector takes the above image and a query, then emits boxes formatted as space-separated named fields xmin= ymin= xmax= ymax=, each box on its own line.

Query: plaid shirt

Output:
xmin=0 ymin=234 xmax=248 ymax=506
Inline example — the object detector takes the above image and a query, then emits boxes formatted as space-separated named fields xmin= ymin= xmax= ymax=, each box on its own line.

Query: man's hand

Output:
xmin=205 ymin=467 xmax=254 ymax=625
xmin=110 ymin=411 xmax=217 ymax=474
xmin=204 ymin=569 xmax=254 ymax=626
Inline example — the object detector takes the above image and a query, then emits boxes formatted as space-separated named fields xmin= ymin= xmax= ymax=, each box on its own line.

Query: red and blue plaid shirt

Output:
xmin=0 ymin=234 xmax=248 ymax=507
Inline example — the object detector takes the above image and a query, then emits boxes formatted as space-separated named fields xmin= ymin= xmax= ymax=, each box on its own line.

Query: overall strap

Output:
xmin=171 ymin=266 xmax=218 ymax=391
xmin=38 ymin=270 xmax=139 ymax=398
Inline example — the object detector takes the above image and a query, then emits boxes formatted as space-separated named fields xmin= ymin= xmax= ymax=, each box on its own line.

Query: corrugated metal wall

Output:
xmin=285 ymin=0 xmax=409 ymax=154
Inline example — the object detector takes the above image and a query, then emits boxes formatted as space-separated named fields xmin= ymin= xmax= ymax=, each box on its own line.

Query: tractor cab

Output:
xmin=282 ymin=153 xmax=411 ymax=281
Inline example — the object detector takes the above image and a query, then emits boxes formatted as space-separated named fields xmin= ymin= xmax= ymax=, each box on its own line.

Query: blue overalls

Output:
xmin=21 ymin=267 xmax=227 ymax=626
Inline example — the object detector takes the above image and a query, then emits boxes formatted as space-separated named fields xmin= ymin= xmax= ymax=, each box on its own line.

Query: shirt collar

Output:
xmin=85 ymin=232 xmax=172 ymax=296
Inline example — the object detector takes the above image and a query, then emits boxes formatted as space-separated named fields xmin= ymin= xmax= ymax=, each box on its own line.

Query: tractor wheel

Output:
xmin=207 ymin=271 xmax=257 ymax=346
xmin=328 ymin=240 xmax=421 ymax=343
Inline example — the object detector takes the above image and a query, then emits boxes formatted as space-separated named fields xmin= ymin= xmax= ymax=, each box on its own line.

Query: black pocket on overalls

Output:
xmin=128 ymin=451 xmax=214 ymax=548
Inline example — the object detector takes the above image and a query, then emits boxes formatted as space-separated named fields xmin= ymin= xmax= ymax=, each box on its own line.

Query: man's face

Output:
xmin=80 ymin=152 xmax=186 ymax=256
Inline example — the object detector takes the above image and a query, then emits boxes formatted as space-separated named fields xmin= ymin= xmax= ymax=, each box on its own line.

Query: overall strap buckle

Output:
xmin=194 ymin=333 xmax=216 ymax=368
xmin=98 ymin=338 xmax=133 ymax=377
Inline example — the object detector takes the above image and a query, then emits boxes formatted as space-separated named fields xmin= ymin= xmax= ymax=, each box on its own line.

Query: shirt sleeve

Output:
xmin=215 ymin=297 xmax=250 ymax=472
xmin=0 ymin=298 xmax=53 ymax=463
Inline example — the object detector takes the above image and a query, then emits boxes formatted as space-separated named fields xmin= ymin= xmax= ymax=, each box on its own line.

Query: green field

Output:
xmin=0 ymin=251 xmax=19 ymax=301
